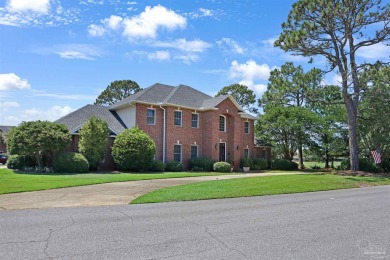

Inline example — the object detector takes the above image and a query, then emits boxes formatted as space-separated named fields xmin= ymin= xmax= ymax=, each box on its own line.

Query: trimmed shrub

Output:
xmin=189 ymin=157 xmax=215 ymax=171
xmin=339 ymin=158 xmax=382 ymax=173
xmin=53 ymin=152 xmax=89 ymax=173
xmin=240 ymin=158 xmax=254 ymax=168
xmin=78 ymin=116 xmax=109 ymax=171
xmin=252 ymin=158 xmax=268 ymax=170
xmin=112 ymin=127 xmax=156 ymax=171
xmin=213 ymin=162 xmax=231 ymax=173
xmin=7 ymin=155 xmax=35 ymax=170
xmin=148 ymin=160 xmax=165 ymax=172
xmin=165 ymin=161 xmax=183 ymax=172
xmin=382 ymin=158 xmax=390 ymax=173
xmin=271 ymin=159 xmax=298 ymax=170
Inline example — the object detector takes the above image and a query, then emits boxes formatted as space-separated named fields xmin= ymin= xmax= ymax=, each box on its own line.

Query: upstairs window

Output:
xmin=174 ymin=145 xmax=182 ymax=162
xmin=147 ymin=109 xmax=155 ymax=125
xmin=244 ymin=121 xmax=250 ymax=134
xmin=191 ymin=145 xmax=198 ymax=158
xmin=191 ymin=113 xmax=199 ymax=128
xmin=219 ymin=115 xmax=226 ymax=132
xmin=174 ymin=111 xmax=182 ymax=126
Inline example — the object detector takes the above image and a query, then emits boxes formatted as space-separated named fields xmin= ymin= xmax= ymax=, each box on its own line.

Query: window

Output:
xmin=174 ymin=111 xmax=182 ymax=126
xmin=244 ymin=148 xmax=249 ymax=158
xmin=219 ymin=115 xmax=226 ymax=132
xmin=191 ymin=145 xmax=198 ymax=158
xmin=174 ymin=145 xmax=182 ymax=162
xmin=147 ymin=109 xmax=155 ymax=125
xmin=191 ymin=113 xmax=199 ymax=128
xmin=244 ymin=121 xmax=250 ymax=134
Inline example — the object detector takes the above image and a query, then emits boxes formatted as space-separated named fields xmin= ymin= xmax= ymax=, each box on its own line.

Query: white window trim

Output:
xmin=174 ymin=110 xmax=182 ymax=127
xmin=244 ymin=121 xmax=250 ymax=134
xmin=173 ymin=144 xmax=182 ymax=163
xmin=191 ymin=145 xmax=199 ymax=158
xmin=219 ymin=115 xmax=226 ymax=132
xmin=191 ymin=113 xmax=199 ymax=128
xmin=147 ymin=108 xmax=156 ymax=125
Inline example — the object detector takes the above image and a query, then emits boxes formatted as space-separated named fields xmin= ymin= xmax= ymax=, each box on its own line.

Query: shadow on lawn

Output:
xmin=345 ymin=176 xmax=390 ymax=183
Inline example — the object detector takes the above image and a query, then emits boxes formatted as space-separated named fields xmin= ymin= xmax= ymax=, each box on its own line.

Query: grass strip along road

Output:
xmin=0 ymin=169 xmax=230 ymax=195
xmin=132 ymin=174 xmax=390 ymax=204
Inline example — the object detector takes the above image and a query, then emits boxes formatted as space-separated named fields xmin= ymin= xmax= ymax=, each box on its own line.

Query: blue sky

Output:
xmin=0 ymin=0 xmax=389 ymax=125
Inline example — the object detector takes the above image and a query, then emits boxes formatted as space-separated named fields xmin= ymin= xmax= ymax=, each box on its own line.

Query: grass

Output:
xmin=131 ymin=174 xmax=390 ymax=204
xmin=0 ymin=168 xmax=231 ymax=195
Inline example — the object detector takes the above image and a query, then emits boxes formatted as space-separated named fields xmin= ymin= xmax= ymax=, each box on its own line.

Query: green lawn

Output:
xmin=131 ymin=174 xmax=390 ymax=204
xmin=0 ymin=168 xmax=230 ymax=195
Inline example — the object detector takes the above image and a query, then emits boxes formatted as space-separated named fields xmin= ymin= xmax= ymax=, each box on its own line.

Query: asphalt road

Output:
xmin=1 ymin=186 xmax=390 ymax=260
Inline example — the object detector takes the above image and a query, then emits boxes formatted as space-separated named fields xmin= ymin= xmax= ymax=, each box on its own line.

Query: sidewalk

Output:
xmin=0 ymin=172 xmax=304 ymax=210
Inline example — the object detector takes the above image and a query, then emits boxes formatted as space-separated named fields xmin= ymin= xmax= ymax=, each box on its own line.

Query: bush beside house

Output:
xmin=213 ymin=162 xmax=231 ymax=173
xmin=271 ymin=159 xmax=298 ymax=170
xmin=111 ymin=127 xmax=156 ymax=171
xmin=189 ymin=157 xmax=215 ymax=171
xmin=78 ymin=116 xmax=109 ymax=171
xmin=53 ymin=152 xmax=89 ymax=173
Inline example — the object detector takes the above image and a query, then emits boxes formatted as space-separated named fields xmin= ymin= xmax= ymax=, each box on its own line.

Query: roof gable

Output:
xmin=55 ymin=105 xmax=126 ymax=135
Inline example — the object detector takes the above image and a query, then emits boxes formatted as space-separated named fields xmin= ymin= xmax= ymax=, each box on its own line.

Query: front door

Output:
xmin=219 ymin=143 xmax=226 ymax=162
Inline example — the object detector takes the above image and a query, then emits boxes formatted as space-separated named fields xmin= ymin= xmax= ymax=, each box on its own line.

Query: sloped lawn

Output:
xmin=131 ymin=174 xmax=390 ymax=204
xmin=0 ymin=168 xmax=228 ymax=195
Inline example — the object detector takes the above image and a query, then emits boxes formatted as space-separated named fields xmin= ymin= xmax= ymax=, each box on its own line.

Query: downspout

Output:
xmin=160 ymin=105 xmax=166 ymax=163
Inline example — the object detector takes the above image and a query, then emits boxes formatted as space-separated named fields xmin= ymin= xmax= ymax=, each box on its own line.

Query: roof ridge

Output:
xmin=162 ymin=85 xmax=182 ymax=104
xmin=55 ymin=104 xmax=92 ymax=123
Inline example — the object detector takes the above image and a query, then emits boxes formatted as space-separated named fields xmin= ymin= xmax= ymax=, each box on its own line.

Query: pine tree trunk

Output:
xmin=344 ymin=96 xmax=359 ymax=171
xmin=325 ymin=148 xmax=330 ymax=169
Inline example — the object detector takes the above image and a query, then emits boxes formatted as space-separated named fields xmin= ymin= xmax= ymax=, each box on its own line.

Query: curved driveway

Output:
xmin=0 ymin=172 xmax=302 ymax=210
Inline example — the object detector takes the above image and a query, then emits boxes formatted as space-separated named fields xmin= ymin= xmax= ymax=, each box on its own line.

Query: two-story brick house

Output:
xmin=56 ymin=83 xmax=259 ymax=170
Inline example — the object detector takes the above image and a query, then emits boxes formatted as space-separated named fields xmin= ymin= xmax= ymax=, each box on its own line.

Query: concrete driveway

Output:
xmin=0 ymin=172 xmax=303 ymax=210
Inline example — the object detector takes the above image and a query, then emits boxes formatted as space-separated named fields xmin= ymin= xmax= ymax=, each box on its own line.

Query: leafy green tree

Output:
xmin=275 ymin=0 xmax=390 ymax=170
xmin=78 ymin=116 xmax=109 ymax=170
xmin=111 ymin=127 xmax=156 ymax=171
xmin=216 ymin=84 xmax=258 ymax=113
xmin=7 ymin=121 xmax=70 ymax=168
xmin=358 ymin=64 xmax=390 ymax=157
xmin=95 ymin=80 xmax=142 ymax=106
xmin=309 ymin=85 xmax=348 ymax=168
xmin=258 ymin=62 xmax=322 ymax=169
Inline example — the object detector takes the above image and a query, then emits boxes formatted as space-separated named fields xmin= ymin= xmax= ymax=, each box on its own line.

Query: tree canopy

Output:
xmin=216 ymin=84 xmax=258 ymax=113
xmin=275 ymin=0 xmax=390 ymax=171
xmin=7 ymin=121 xmax=70 ymax=168
xmin=95 ymin=80 xmax=142 ymax=106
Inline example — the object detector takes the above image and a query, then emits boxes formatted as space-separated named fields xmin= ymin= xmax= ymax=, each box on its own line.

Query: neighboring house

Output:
xmin=0 ymin=125 xmax=14 ymax=153
xmin=56 ymin=83 xmax=266 ymax=170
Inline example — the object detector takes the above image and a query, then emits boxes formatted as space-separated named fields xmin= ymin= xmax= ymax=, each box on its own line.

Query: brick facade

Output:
xmin=135 ymin=98 xmax=255 ymax=170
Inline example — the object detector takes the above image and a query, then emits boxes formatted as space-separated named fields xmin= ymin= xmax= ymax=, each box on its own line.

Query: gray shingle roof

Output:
xmin=109 ymin=83 xmax=244 ymax=112
xmin=55 ymin=105 xmax=126 ymax=135
xmin=0 ymin=125 xmax=14 ymax=133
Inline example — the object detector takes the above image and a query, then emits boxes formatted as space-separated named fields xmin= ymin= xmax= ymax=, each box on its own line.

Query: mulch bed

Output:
xmin=335 ymin=170 xmax=390 ymax=177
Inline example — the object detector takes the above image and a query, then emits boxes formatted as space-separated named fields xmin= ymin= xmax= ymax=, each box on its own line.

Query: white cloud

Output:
xmin=7 ymin=0 xmax=50 ymax=14
xmin=216 ymin=38 xmax=246 ymax=55
xmin=184 ymin=8 xmax=223 ymax=20
xmin=229 ymin=60 xmax=272 ymax=81
xmin=0 ymin=101 xmax=20 ymax=108
xmin=4 ymin=116 xmax=19 ymax=122
xmin=32 ymin=92 xmax=96 ymax=101
xmin=34 ymin=44 xmax=103 ymax=60
xmin=130 ymin=50 xmax=171 ymax=61
xmin=356 ymin=42 xmax=390 ymax=60
xmin=0 ymin=1 xmax=81 ymax=27
xmin=104 ymin=15 xmax=123 ymax=30
xmin=88 ymin=24 xmax=105 ymax=37
xmin=238 ymin=80 xmax=267 ymax=96
xmin=0 ymin=73 xmax=31 ymax=91
xmin=174 ymin=53 xmax=199 ymax=65
xmin=21 ymin=105 xmax=74 ymax=121
xmin=152 ymin=38 xmax=211 ymax=53
xmin=122 ymin=5 xmax=186 ymax=40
